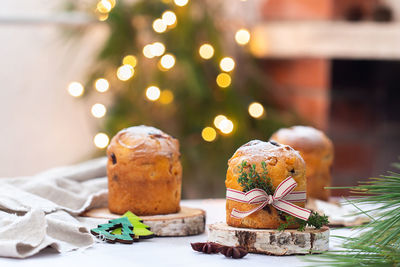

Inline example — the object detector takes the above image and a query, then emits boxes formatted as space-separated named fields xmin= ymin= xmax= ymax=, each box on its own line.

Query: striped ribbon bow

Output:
xmin=226 ymin=176 xmax=311 ymax=221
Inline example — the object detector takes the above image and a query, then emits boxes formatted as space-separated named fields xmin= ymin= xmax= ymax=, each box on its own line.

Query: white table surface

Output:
xmin=0 ymin=199 xmax=352 ymax=267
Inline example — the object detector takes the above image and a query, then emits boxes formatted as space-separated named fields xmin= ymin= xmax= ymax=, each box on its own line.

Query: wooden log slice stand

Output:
xmin=208 ymin=222 xmax=329 ymax=256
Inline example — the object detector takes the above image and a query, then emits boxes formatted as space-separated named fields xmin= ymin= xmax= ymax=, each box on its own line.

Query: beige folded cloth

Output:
xmin=0 ymin=157 xmax=108 ymax=258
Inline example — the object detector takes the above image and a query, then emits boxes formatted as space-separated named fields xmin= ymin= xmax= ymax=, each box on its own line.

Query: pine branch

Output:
xmin=304 ymin=159 xmax=400 ymax=266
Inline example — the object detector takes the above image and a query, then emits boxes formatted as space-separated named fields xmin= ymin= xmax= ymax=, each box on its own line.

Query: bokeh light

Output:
xmin=235 ymin=29 xmax=251 ymax=45
xmin=97 ymin=13 xmax=109 ymax=21
xmin=153 ymin=18 xmax=167 ymax=33
xmin=108 ymin=0 xmax=116 ymax=8
xmin=122 ymin=55 xmax=137 ymax=67
xmin=96 ymin=0 xmax=112 ymax=13
xmin=91 ymin=103 xmax=107 ymax=118
xmin=67 ymin=82 xmax=84 ymax=97
xmin=199 ymin=44 xmax=214 ymax=60
xmin=162 ymin=11 xmax=177 ymax=26
xmin=248 ymin=102 xmax=264 ymax=118
xmin=174 ymin=0 xmax=189 ymax=7
xmin=202 ymin=127 xmax=217 ymax=142
xmin=146 ymin=86 xmax=161 ymax=101
xmin=159 ymin=90 xmax=174 ymax=104
xmin=117 ymin=65 xmax=134 ymax=81
xmin=219 ymin=118 xmax=234 ymax=134
xmin=219 ymin=57 xmax=235 ymax=72
xmin=160 ymin=54 xmax=176 ymax=70
xmin=151 ymin=42 xmax=166 ymax=57
xmin=213 ymin=115 xmax=227 ymax=129
xmin=94 ymin=78 xmax=109 ymax=93
xmin=216 ymin=73 xmax=231 ymax=88
xmin=94 ymin=133 xmax=109 ymax=149
xmin=143 ymin=44 xmax=154 ymax=58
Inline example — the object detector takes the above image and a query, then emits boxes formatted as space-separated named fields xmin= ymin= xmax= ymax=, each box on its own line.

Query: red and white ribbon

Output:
xmin=226 ymin=176 xmax=311 ymax=221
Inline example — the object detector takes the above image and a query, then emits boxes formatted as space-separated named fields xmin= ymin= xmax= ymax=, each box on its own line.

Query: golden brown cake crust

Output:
xmin=271 ymin=126 xmax=334 ymax=201
xmin=107 ymin=125 xmax=182 ymax=215
xmin=225 ymin=140 xmax=306 ymax=229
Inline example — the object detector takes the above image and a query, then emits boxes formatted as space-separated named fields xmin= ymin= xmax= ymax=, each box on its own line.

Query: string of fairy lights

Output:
xmin=67 ymin=0 xmax=265 ymax=149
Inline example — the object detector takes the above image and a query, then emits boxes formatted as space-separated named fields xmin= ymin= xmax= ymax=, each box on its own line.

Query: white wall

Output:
xmin=0 ymin=1 xmax=107 ymax=177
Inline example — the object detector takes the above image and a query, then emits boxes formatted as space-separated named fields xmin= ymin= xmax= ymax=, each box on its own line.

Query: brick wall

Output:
xmin=259 ymin=0 xmax=398 ymax=195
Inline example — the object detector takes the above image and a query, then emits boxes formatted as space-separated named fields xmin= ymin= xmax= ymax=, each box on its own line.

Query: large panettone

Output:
xmin=270 ymin=126 xmax=334 ymax=201
xmin=225 ymin=140 xmax=306 ymax=229
xmin=107 ymin=125 xmax=182 ymax=215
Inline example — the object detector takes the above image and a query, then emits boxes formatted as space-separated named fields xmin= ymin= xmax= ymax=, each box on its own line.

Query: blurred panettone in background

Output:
xmin=271 ymin=126 xmax=334 ymax=201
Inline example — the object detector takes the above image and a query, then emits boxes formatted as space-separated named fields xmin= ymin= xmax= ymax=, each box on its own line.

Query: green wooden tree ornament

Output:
xmin=112 ymin=211 xmax=155 ymax=239
xmin=91 ymin=217 xmax=135 ymax=244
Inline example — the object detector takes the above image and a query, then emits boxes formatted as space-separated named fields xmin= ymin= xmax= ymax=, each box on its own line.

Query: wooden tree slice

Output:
xmin=83 ymin=206 xmax=205 ymax=237
xmin=208 ymin=222 xmax=329 ymax=256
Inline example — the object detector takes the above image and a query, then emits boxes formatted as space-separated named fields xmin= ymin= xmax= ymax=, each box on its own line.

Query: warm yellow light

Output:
xmin=67 ymin=82 xmax=84 ymax=97
xmin=97 ymin=0 xmax=112 ymax=13
xmin=202 ymin=127 xmax=217 ymax=142
xmin=152 ymin=18 xmax=167 ymax=33
xmin=159 ymin=90 xmax=174 ymax=104
xmin=220 ymin=57 xmax=235 ymax=72
xmin=122 ymin=55 xmax=137 ymax=67
xmin=216 ymin=73 xmax=231 ymax=88
xmin=97 ymin=13 xmax=109 ymax=21
xmin=199 ymin=44 xmax=214 ymax=60
xmin=162 ymin=11 xmax=177 ymax=26
xmin=213 ymin=115 xmax=227 ymax=129
xmin=117 ymin=65 xmax=134 ymax=81
xmin=91 ymin=103 xmax=107 ymax=118
xmin=235 ymin=29 xmax=251 ymax=45
xmin=108 ymin=0 xmax=116 ymax=8
xmin=143 ymin=44 xmax=154 ymax=58
xmin=174 ymin=0 xmax=189 ymax=7
xmin=151 ymin=42 xmax=166 ymax=57
xmin=145 ymin=86 xmax=161 ymax=101
xmin=219 ymin=119 xmax=234 ymax=134
xmin=160 ymin=54 xmax=176 ymax=70
xmin=94 ymin=78 xmax=109 ymax=93
xmin=248 ymin=102 xmax=264 ymax=118
xmin=94 ymin=133 xmax=109 ymax=149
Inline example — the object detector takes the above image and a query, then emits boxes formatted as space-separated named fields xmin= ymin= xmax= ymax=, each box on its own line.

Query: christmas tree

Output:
xmin=112 ymin=211 xmax=154 ymax=239
xmin=68 ymin=0 xmax=288 ymax=197
xmin=91 ymin=217 xmax=136 ymax=243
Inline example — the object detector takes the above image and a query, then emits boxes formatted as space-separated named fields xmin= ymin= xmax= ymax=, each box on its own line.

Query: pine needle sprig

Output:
xmin=277 ymin=212 xmax=329 ymax=231
xmin=237 ymin=160 xmax=274 ymax=195
xmin=304 ymin=160 xmax=400 ymax=266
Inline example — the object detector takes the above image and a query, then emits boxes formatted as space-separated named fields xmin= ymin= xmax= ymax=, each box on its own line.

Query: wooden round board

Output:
xmin=83 ymin=206 xmax=206 ymax=237
xmin=208 ymin=222 xmax=329 ymax=256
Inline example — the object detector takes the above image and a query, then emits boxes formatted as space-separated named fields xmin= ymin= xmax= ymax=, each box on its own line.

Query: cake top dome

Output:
xmin=226 ymin=140 xmax=306 ymax=192
xmin=108 ymin=125 xmax=180 ymax=157
xmin=270 ymin=126 xmax=333 ymax=154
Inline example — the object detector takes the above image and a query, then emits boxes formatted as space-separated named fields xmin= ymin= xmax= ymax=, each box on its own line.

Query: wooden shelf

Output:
xmin=250 ymin=21 xmax=400 ymax=60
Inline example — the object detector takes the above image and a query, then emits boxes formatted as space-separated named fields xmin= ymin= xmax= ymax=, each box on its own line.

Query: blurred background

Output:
xmin=0 ymin=0 xmax=399 ymax=198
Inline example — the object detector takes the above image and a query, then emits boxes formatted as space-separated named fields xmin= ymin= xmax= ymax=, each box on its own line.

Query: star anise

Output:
xmin=190 ymin=242 xmax=222 ymax=254
xmin=218 ymin=246 xmax=248 ymax=259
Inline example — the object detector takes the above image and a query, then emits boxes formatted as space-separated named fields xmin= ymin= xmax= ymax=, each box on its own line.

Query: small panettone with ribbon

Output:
xmin=225 ymin=140 xmax=311 ymax=229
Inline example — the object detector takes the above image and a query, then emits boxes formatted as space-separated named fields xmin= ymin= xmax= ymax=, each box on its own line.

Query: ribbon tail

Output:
xmin=272 ymin=200 xmax=311 ymax=221
xmin=230 ymin=202 xmax=267 ymax=219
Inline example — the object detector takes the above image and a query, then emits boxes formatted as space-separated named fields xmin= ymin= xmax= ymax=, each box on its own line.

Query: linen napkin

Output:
xmin=0 ymin=157 xmax=108 ymax=258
